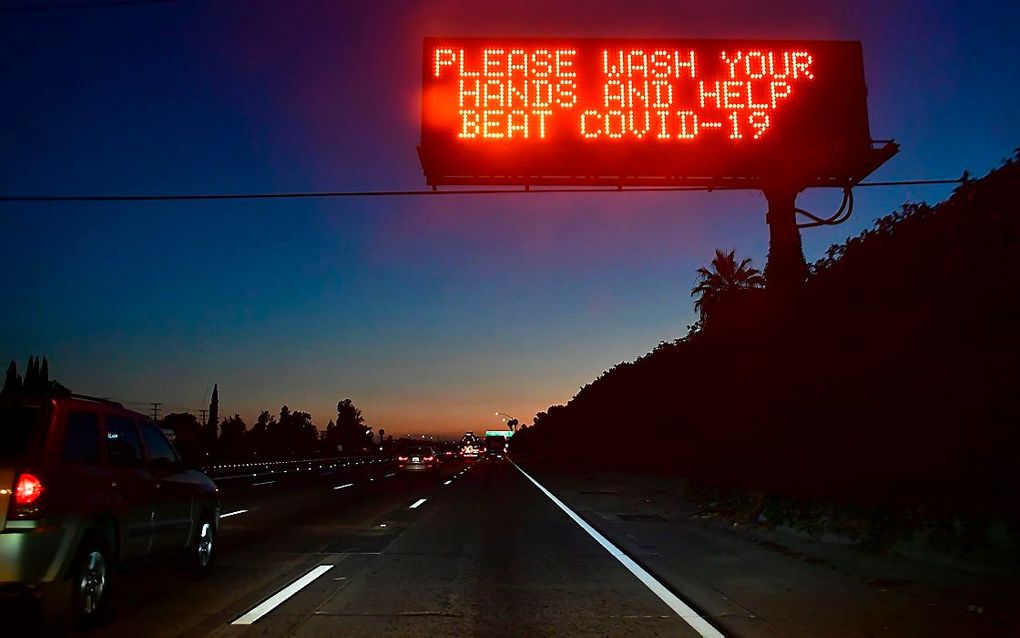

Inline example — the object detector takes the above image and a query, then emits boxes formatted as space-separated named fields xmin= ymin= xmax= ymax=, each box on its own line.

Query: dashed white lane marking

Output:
xmin=333 ymin=483 xmax=354 ymax=490
xmin=231 ymin=564 xmax=334 ymax=625
xmin=513 ymin=462 xmax=725 ymax=638
xmin=409 ymin=498 xmax=427 ymax=509
xmin=251 ymin=481 xmax=276 ymax=487
xmin=220 ymin=509 xmax=248 ymax=518
xmin=384 ymin=473 xmax=396 ymax=478
xmin=443 ymin=480 xmax=452 ymax=485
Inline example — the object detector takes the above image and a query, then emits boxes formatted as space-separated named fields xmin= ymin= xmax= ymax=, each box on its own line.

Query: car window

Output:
xmin=139 ymin=420 xmax=179 ymax=464
xmin=62 ymin=411 xmax=100 ymax=464
xmin=106 ymin=416 xmax=144 ymax=467
xmin=0 ymin=405 xmax=49 ymax=461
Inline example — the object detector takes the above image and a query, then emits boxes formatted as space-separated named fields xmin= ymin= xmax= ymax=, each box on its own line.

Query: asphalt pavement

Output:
xmin=8 ymin=457 xmax=1013 ymax=636
xmin=8 ymin=457 xmax=706 ymax=636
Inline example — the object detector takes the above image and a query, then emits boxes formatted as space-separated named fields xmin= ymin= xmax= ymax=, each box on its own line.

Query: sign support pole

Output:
xmin=763 ymin=185 xmax=809 ymax=297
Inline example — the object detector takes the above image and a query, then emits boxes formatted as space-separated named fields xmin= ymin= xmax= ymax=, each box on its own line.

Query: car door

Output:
xmin=139 ymin=420 xmax=194 ymax=554
xmin=103 ymin=415 xmax=155 ymax=560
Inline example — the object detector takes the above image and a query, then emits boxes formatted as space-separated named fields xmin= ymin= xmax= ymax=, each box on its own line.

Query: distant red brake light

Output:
xmin=14 ymin=473 xmax=44 ymax=506
xmin=398 ymin=456 xmax=408 ymax=461
xmin=425 ymin=456 xmax=435 ymax=461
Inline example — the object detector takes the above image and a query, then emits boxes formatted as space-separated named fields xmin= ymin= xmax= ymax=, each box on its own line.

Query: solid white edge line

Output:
xmin=333 ymin=483 xmax=354 ymax=490
xmin=251 ymin=480 xmax=276 ymax=486
xmin=512 ymin=462 xmax=725 ymax=638
xmin=220 ymin=509 xmax=248 ymax=518
xmin=231 ymin=564 xmax=334 ymax=625
xmin=409 ymin=498 xmax=427 ymax=509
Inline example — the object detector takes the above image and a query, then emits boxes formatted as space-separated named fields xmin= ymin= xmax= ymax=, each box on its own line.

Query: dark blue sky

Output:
xmin=2 ymin=0 xmax=1017 ymax=435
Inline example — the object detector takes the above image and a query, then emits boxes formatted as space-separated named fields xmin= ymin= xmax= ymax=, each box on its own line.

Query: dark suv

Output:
xmin=0 ymin=395 xmax=220 ymax=625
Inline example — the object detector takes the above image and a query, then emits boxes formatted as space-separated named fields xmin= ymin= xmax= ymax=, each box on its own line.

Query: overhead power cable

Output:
xmin=850 ymin=178 xmax=963 ymax=187
xmin=2 ymin=0 xmax=182 ymax=12
xmin=0 ymin=178 xmax=965 ymax=204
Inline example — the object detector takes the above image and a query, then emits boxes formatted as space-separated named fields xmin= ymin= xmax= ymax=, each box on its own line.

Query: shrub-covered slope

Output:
xmin=513 ymin=153 xmax=1020 ymax=516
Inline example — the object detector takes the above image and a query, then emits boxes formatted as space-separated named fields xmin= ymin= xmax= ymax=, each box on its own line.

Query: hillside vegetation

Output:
xmin=513 ymin=151 xmax=1020 ymax=519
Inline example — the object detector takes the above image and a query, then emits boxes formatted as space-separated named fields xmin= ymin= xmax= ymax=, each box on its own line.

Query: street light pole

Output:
xmin=495 ymin=411 xmax=518 ymax=431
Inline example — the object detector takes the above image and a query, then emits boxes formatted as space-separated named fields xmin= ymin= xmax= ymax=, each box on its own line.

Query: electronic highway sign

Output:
xmin=419 ymin=38 xmax=891 ymax=187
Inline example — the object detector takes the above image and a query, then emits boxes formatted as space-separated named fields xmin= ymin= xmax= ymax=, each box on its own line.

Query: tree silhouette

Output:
xmin=206 ymin=384 xmax=219 ymax=452
xmin=2 ymin=356 xmax=70 ymax=397
xmin=336 ymin=398 xmax=371 ymax=453
xmin=249 ymin=410 xmax=276 ymax=458
xmin=323 ymin=419 xmax=339 ymax=454
xmin=1 ymin=361 xmax=20 ymax=397
xmin=218 ymin=414 xmax=247 ymax=459
xmin=23 ymin=356 xmax=39 ymax=393
xmin=691 ymin=249 xmax=765 ymax=323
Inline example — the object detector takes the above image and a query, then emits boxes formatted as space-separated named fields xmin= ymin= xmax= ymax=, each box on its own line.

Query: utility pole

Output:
xmin=150 ymin=402 xmax=162 ymax=422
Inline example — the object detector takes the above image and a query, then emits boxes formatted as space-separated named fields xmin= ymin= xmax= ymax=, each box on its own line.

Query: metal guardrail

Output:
xmin=203 ymin=455 xmax=395 ymax=481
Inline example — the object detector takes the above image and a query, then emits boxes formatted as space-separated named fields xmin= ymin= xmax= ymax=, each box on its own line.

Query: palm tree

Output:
xmin=691 ymin=249 xmax=766 ymax=323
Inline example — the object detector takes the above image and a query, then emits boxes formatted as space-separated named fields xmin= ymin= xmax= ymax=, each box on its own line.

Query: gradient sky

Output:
xmin=2 ymin=0 xmax=1018 ymax=436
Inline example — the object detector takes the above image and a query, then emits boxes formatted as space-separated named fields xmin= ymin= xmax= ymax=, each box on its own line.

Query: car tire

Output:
xmin=66 ymin=535 xmax=113 ymax=628
xmin=187 ymin=513 xmax=216 ymax=578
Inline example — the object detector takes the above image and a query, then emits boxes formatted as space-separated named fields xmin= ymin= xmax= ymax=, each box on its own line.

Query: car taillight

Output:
xmin=14 ymin=473 xmax=44 ymax=506
xmin=398 ymin=456 xmax=408 ymax=461
xmin=425 ymin=456 xmax=435 ymax=461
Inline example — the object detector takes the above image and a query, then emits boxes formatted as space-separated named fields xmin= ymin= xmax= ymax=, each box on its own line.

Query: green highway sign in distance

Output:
xmin=485 ymin=430 xmax=514 ymax=437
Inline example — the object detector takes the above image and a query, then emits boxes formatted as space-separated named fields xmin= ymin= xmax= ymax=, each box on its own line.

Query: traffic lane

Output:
xmin=210 ymin=461 xmax=469 ymax=555
xmin=213 ymin=456 xmax=465 ymax=503
xmin=3 ymin=460 xmax=467 ymax=636
xmin=213 ymin=459 xmax=398 ymax=514
xmin=249 ymin=458 xmax=700 ymax=637
xmin=211 ymin=457 xmax=396 ymax=501
xmin=213 ymin=459 xmax=461 ymax=555
xmin=97 ymin=462 xmax=472 ymax=636
xmin=98 ymin=465 xmax=467 ymax=637
xmin=211 ymin=456 xmax=467 ymax=525
xmin=203 ymin=463 xmax=485 ymax=636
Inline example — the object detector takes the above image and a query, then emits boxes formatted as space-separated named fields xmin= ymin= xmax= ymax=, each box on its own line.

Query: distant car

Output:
xmin=436 ymin=443 xmax=457 ymax=463
xmin=461 ymin=443 xmax=480 ymax=458
xmin=0 ymin=395 xmax=221 ymax=626
xmin=397 ymin=446 xmax=439 ymax=473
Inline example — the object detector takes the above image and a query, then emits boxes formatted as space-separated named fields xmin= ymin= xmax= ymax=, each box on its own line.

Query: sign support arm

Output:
xmin=763 ymin=186 xmax=809 ymax=296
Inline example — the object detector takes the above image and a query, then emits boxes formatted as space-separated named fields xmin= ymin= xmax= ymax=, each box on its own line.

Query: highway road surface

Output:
xmin=5 ymin=456 xmax=1016 ymax=636
xmin=5 ymin=457 xmax=711 ymax=636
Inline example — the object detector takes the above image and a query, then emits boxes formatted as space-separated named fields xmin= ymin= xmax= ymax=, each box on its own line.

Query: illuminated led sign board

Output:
xmin=419 ymin=38 xmax=889 ymax=187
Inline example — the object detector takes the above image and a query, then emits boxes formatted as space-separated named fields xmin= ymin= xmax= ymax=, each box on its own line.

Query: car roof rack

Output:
xmin=70 ymin=393 xmax=124 ymax=408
